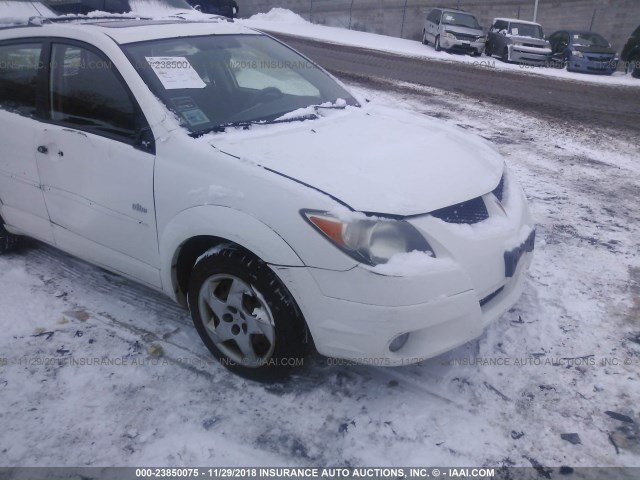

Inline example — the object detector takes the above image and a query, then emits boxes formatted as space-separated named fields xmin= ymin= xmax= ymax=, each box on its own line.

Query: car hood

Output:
xmin=509 ymin=36 xmax=548 ymax=46
xmin=209 ymin=107 xmax=503 ymax=217
xmin=443 ymin=25 xmax=484 ymax=36
xmin=573 ymin=45 xmax=616 ymax=55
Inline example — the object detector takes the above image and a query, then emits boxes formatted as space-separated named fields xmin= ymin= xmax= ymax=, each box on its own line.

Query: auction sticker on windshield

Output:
xmin=145 ymin=57 xmax=206 ymax=90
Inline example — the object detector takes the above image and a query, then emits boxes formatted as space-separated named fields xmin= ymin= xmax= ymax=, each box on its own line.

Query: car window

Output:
xmin=228 ymin=47 xmax=320 ymax=97
xmin=122 ymin=34 xmax=358 ymax=135
xmin=508 ymin=23 xmax=544 ymax=39
xmin=441 ymin=12 xmax=480 ymax=30
xmin=49 ymin=43 xmax=137 ymax=141
xmin=571 ymin=33 xmax=609 ymax=48
xmin=0 ymin=42 xmax=43 ymax=117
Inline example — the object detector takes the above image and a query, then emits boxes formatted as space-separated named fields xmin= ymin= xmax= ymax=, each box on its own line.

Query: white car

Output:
xmin=0 ymin=15 xmax=535 ymax=380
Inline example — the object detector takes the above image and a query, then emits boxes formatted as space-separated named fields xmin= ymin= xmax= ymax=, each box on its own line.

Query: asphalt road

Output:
xmin=270 ymin=32 xmax=640 ymax=134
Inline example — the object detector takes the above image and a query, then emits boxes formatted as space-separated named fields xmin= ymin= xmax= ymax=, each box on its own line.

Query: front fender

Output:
xmin=159 ymin=205 xmax=304 ymax=300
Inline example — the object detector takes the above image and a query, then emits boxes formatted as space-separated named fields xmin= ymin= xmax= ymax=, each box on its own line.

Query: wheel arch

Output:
xmin=159 ymin=205 xmax=305 ymax=306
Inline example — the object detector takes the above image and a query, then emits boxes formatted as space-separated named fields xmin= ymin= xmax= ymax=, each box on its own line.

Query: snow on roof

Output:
xmin=96 ymin=19 xmax=254 ymax=44
xmin=0 ymin=11 xmax=254 ymax=42
xmin=493 ymin=17 xmax=542 ymax=26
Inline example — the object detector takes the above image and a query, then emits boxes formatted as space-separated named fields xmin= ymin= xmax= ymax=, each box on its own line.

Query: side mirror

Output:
xmin=194 ymin=4 xmax=202 ymax=11
xmin=136 ymin=127 xmax=156 ymax=154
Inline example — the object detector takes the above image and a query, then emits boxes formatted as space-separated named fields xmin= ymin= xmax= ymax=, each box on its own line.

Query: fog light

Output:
xmin=389 ymin=333 xmax=410 ymax=352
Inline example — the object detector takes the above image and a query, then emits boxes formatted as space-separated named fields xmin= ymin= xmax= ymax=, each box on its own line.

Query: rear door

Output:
xmin=426 ymin=9 xmax=441 ymax=43
xmin=35 ymin=40 xmax=160 ymax=286
xmin=0 ymin=40 xmax=54 ymax=243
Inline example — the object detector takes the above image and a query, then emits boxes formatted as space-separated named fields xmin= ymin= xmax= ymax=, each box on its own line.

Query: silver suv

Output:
xmin=422 ymin=8 xmax=485 ymax=56
xmin=485 ymin=18 xmax=552 ymax=64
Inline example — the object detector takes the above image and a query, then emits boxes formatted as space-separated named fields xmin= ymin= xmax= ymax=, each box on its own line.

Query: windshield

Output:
xmin=123 ymin=34 xmax=358 ymax=134
xmin=441 ymin=12 xmax=480 ymax=30
xmin=571 ymin=33 xmax=609 ymax=48
xmin=508 ymin=23 xmax=544 ymax=39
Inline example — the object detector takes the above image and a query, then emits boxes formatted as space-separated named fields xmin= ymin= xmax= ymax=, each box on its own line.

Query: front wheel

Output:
xmin=435 ymin=35 xmax=442 ymax=52
xmin=187 ymin=245 xmax=310 ymax=381
xmin=630 ymin=54 xmax=640 ymax=78
xmin=502 ymin=47 xmax=510 ymax=63
xmin=485 ymin=44 xmax=492 ymax=57
xmin=422 ymin=30 xmax=428 ymax=45
xmin=0 ymin=218 xmax=20 ymax=254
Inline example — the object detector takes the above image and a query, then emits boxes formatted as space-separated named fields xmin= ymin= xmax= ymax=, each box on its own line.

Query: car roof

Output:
xmin=0 ymin=16 xmax=255 ymax=44
xmin=493 ymin=18 xmax=542 ymax=26
xmin=563 ymin=30 xmax=605 ymax=36
xmin=438 ymin=7 xmax=472 ymax=14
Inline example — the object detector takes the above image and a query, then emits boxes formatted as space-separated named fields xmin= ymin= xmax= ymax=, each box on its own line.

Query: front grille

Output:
xmin=586 ymin=55 xmax=613 ymax=62
xmin=430 ymin=196 xmax=489 ymax=224
xmin=493 ymin=175 xmax=505 ymax=201
xmin=479 ymin=286 xmax=504 ymax=307
xmin=523 ymin=43 xmax=543 ymax=48
xmin=454 ymin=33 xmax=479 ymax=41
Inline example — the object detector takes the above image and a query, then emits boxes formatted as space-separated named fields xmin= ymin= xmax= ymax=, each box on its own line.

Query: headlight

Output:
xmin=303 ymin=210 xmax=435 ymax=266
xmin=476 ymin=36 xmax=486 ymax=43
xmin=572 ymin=50 xmax=584 ymax=58
xmin=443 ymin=32 xmax=457 ymax=39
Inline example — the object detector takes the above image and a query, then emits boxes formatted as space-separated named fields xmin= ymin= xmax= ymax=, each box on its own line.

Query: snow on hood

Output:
xmin=210 ymin=106 xmax=503 ymax=216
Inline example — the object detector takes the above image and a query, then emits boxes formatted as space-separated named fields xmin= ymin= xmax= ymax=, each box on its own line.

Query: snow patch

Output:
xmin=372 ymin=250 xmax=455 ymax=277
xmin=245 ymin=8 xmax=308 ymax=26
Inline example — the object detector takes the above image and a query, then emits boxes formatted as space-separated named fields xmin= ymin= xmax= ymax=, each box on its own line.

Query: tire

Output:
xmin=187 ymin=244 xmax=310 ymax=381
xmin=502 ymin=47 xmax=510 ymax=63
xmin=631 ymin=55 xmax=640 ymax=79
xmin=565 ymin=56 xmax=572 ymax=72
xmin=434 ymin=35 xmax=442 ymax=52
xmin=485 ymin=44 xmax=492 ymax=57
xmin=0 ymin=218 xmax=20 ymax=254
xmin=422 ymin=30 xmax=428 ymax=45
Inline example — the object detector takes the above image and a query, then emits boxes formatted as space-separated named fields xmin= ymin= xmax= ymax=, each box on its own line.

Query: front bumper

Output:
xmin=568 ymin=55 xmax=618 ymax=74
xmin=509 ymin=45 xmax=551 ymax=64
xmin=274 ymin=172 xmax=534 ymax=365
xmin=440 ymin=36 xmax=485 ymax=54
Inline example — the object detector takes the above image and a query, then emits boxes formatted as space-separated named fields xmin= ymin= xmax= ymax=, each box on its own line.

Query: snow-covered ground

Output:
xmin=239 ymin=8 xmax=640 ymax=88
xmin=1 ymin=76 xmax=639 ymax=468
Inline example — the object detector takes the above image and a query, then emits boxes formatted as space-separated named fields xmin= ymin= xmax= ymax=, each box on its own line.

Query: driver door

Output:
xmin=36 ymin=41 xmax=160 ymax=287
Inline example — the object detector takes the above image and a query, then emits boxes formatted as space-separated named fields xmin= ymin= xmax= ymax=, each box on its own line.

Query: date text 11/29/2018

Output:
xmin=135 ymin=467 xmax=497 ymax=478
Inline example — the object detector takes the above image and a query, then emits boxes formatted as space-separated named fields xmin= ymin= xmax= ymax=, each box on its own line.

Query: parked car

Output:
xmin=43 ymin=0 xmax=196 ymax=15
xmin=486 ymin=18 xmax=551 ymax=64
xmin=422 ymin=7 xmax=485 ymax=56
xmin=185 ymin=0 xmax=238 ymax=19
xmin=548 ymin=30 xmax=618 ymax=74
xmin=621 ymin=25 xmax=640 ymax=78
xmin=0 ymin=14 xmax=534 ymax=380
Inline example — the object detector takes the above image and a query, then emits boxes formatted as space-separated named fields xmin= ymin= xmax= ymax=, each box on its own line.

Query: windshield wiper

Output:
xmin=190 ymin=102 xmax=350 ymax=137
xmin=190 ymin=114 xmax=319 ymax=137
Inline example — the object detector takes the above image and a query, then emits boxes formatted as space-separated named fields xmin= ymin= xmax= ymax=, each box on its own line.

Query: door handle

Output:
xmin=37 ymin=146 xmax=48 ymax=154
